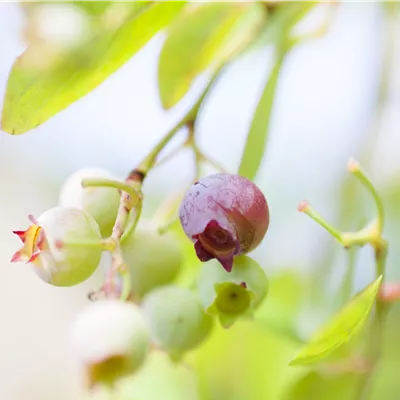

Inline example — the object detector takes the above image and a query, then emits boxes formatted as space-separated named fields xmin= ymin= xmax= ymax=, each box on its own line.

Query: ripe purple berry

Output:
xmin=179 ymin=173 xmax=269 ymax=272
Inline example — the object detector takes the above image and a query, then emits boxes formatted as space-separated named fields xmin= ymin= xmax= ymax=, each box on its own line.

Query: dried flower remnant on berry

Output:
xmin=197 ymin=255 xmax=268 ymax=328
xmin=179 ymin=173 xmax=269 ymax=272
xmin=70 ymin=300 xmax=150 ymax=388
xmin=11 ymin=214 xmax=44 ymax=265
xmin=11 ymin=207 xmax=102 ymax=286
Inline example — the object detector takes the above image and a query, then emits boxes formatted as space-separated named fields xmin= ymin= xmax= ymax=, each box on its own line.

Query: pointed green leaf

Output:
xmin=238 ymin=2 xmax=318 ymax=180
xmin=1 ymin=2 xmax=185 ymax=135
xmin=238 ymin=51 xmax=285 ymax=180
xmin=289 ymin=275 xmax=383 ymax=366
xmin=158 ymin=2 xmax=265 ymax=109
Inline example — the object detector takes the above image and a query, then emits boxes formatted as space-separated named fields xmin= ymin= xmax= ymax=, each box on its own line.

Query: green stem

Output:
xmin=186 ymin=121 xmax=203 ymax=180
xmin=136 ymin=67 xmax=223 ymax=175
xmin=356 ymin=242 xmax=388 ymax=399
xmin=348 ymin=159 xmax=385 ymax=234
xmin=81 ymin=178 xmax=139 ymax=203
xmin=154 ymin=144 xmax=185 ymax=169
xmin=339 ymin=246 xmax=358 ymax=305
xmin=313 ymin=2 xmax=397 ymax=292
xmin=121 ymin=198 xmax=143 ymax=243
xmin=298 ymin=201 xmax=343 ymax=244
xmin=188 ymin=134 xmax=228 ymax=175
xmin=103 ymin=67 xmax=226 ymax=302
xmin=119 ymin=269 xmax=132 ymax=302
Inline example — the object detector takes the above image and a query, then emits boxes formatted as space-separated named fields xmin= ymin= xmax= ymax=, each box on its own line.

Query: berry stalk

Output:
xmin=98 ymin=66 xmax=225 ymax=301
xmin=299 ymin=158 xmax=389 ymax=400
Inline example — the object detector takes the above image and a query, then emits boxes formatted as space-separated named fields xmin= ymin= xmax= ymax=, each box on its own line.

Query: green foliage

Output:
xmin=255 ymin=270 xmax=306 ymax=343
xmin=289 ymin=275 xmax=383 ymax=366
xmin=192 ymin=320 xmax=298 ymax=400
xmin=71 ymin=1 xmax=115 ymax=16
xmin=1 ymin=2 xmax=185 ymax=134
xmin=238 ymin=51 xmax=285 ymax=180
xmin=158 ymin=2 xmax=266 ymax=109
xmin=259 ymin=2 xmax=317 ymax=46
xmin=283 ymin=371 xmax=359 ymax=400
xmin=117 ymin=352 xmax=198 ymax=400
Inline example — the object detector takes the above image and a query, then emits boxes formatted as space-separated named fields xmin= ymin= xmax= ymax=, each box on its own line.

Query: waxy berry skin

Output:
xmin=142 ymin=285 xmax=213 ymax=360
xmin=179 ymin=173 xmax=269 ymax=272
xmin=121 ymin=223 xmax=183 ymax=299
xmin=59 ymin=168 xmax=120 ymax=238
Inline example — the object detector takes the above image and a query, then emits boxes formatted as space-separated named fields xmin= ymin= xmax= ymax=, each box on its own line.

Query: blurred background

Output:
xmin=1 ymin=2 xmax=400 ymax=400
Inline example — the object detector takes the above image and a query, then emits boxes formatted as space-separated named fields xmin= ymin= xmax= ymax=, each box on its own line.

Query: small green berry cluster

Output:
xmin=11 ymin=167 xmax=270 ymax=391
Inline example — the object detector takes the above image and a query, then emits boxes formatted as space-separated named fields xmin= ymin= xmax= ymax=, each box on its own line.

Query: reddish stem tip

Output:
xmin=347 ymin=157 xmax=360 ymax=173
xmin=28 ymin=214 xmax=39 ymax=224
xmin=378 ymin=282 xmax=400 ymax=303
xmin=297 ymin=200 xmax=309 ymax=212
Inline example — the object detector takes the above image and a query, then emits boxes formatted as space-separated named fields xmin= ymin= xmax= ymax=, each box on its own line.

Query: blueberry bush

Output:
xmin=2 ymin=2 xmax=400 ymax=400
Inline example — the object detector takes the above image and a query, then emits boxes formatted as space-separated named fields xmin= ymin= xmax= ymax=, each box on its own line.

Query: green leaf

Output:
xmin=238 ymin=50 xmax=285 ymax=180
xmin=1 ymin=2 xmax=185 ymax=135
xmin=238 ymin=2 xmax=318 ymax=180
xmin=289 ymin=275 xmax=382 ymax=366
xmin=158 ymin=2 xmax=266 ymax=109
xmin=258 ymin=2 xmax=318 ymax=46
xmin=283 ymin=371 xmax=359 ymax=400
xmin=71 ymin=1 xmax=114 ymax=16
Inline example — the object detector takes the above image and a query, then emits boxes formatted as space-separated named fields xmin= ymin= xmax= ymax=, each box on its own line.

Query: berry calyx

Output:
xmin=179 ymin=173 xmax=269 ymax=272
xmin=11 ymin=207 xmax=102 ymax=286
xmin=121 ymin=222 xmax=183 ymax=299
xmin=197 ymin=255 xmax=268 ymax=328
xmin=70 ymin=300 xmax=150 ymax=389
xmin=142 ymin=285 xmax=213 ymax=361
xmin=59 ymin=168 xmax=120 ymax=237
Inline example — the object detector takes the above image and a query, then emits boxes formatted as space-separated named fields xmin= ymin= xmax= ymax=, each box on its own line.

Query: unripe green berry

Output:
xmin=121 ymin=223 xmax=183 ymax=299
xmin=197 ymin=255 xmax=268 ymax=328
xmin=142 ymin=286 xmax=213 ymax=360
xmin=11 ymin=207 xmax=102 ymax=286
xmin=59 ymin=168 xmax=120 ymax=237
xmin=70 ymin=300 xmax=150 ymax=388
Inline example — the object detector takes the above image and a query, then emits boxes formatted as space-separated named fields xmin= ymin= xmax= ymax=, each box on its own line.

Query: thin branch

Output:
xmin=100 ymin=66 xmax=226 ymax=301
